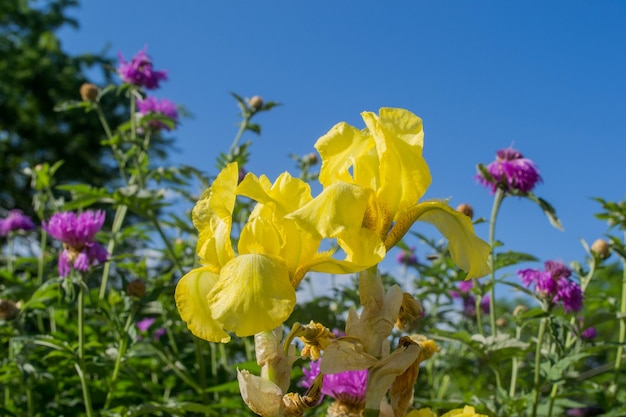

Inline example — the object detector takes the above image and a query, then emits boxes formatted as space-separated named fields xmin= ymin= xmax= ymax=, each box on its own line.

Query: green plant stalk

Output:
xmin=6 ymin=232 xmax=14 ymax=273
xmin=26 ymin=382 xmax=34 ymax=417
xmin=194 ymin=337 xmax=209 ymax=405
xmin=531 ymin=316 xmax=548 ymax=417
xmin=77 ymin=280 xmax=94 ymax=417
xmin=488 ymin=188 xmax=505 ymax=337
xmin=228 ymin=115 xmax=251 ymax=157
xmin=509 ymin=325 xmax=523 ymax=397
xmin=613 ymin=230 xmax=626 ymax=403
xmin=547 ymin=383 xmax=559 ymax=417
xmin=95 ymin=103 xmax=128 ymax=183
xmin=472 ymin=277 xmax=485 ymax=336
xmin=4 ymin=338 xmax=13 ymax=410
xmin=149 ymin=211 xmax=185 ymax=275
xmin=364 ymin=408 xmax=380 ymax=417
xmin=98 ymin=204 xmax=128 ymax=299
xmin=104 ymin=304 xmax=138 ymax=409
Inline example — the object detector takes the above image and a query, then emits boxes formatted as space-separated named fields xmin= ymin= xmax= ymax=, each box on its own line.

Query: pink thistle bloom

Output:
xmin=581 ymin=327 xmax=597 ymax=341
xmin=396 ymin=247 xmax=418 ymax=266
xmin=477 ymin=147 xmax=541 ymax=194
xmin=0 ymin=210 xmax=35 ymax=236
xmin=118 ymin=47 xmax=167 ymax=90
xmin=43 ymin=210 xmax=109 ymax=277
xmin=300 ymin=359 xmax=367 ymax=404
xmin=137 ymin=96 xmax=179 ymax=131
xmin=518 ymin=260 xmax=582 ymax=313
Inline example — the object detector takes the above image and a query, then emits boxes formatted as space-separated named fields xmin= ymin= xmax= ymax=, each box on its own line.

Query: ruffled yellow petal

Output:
xmin=388 ymin=201 xmax=490 ymax=279
xmin=315 ymin=121 xmax=376 ymax=188
xmin=237 ymin=171 xmax=312 ymax=217
xmin=238 ymin=217 xmax=282 ymax=257
xmin=175 ymin=266 xmax=231 ymax=343
xmin=208 ymin=253 xmax=296 ymax=337
xmin=193 ymin=162 xmax=238 ymax=267
xmin=362 ymin=108 xmax=431 ymax=218
xmin=287 ymin=182 xmax=372 ymax=238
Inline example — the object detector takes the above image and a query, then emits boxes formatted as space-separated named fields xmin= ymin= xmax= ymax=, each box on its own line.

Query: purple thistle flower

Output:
xmin=581 ymin=326 xmax=597 ymax=341
xmin=518 ymin=260 xmax=582 ymax=313
xmin=118 ymin=47 xmax=167 ymax=90
xmin=477 ymin=147 xmax=541 ymax=194
xmin=137 ymin=96 xmax=179 ymax=131
xmin=300 ymin=360 xmax=367 ymax=404
xmin=0 ymin=210 xmax=36 ymax=236
xmin=457 ymin=280 xmax=474 ymax=293
xmin=397 ymin=247 xmax=418 ymax=266
xmin=137 ymin=317 xmax=156 ymax=332
xmin=43 ymin=210 xmax=109 ymax=277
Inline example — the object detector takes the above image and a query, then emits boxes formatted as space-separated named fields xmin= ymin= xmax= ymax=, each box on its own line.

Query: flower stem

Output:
xmin=488 ymin=188 xmax=505 ymax=337
xmin=612 ymin=230 xmax=626 ymax=404
xmin=98 ymin=204 xmax=128 ymax=299
xmin=228 ymin=116 xmax=250 ymax=158
xmin=531 ymin=316 xmax=548 ymax=417
xmin=77 ymin=280 xmax=94 ymax=417
xmin=104 ymin=304 xmax=137 ymax=409
xmin=509 ymin=325 xmax=523 ymax=397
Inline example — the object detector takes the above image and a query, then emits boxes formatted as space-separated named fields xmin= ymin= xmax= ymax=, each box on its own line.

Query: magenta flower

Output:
xmin=43 ymin=210 xmax=109 ymax=277
xmin=450 ymin=280 xmax=489 ymax=317
xmin=301 ymin=359 xmax=367 ymax=405
xmin=118 ymin=47 xmax=167 ymax=90
xmin=397 ymin=247 xmax=418 ymax=266
xmin=581 ymin=327 xmax=597 ymax=341
xmin=137 ymin=317 xmax=166 ymax=340
xmin=137 ymin=96 xmax=179 ymax=131
xmin=518 ymin=260 xmax=583 ymax=313
xmin=477 ymin=147 xmax=541 ymax=194
xmin=0 ymin=210 xmax=35 ymax=236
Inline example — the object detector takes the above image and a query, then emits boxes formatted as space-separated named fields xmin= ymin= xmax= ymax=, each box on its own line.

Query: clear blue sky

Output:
xmin=58 ymin=1 xmax=626 ymax=277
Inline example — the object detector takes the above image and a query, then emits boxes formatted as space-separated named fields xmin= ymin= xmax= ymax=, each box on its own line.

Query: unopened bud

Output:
xmin=456 ymin=203 xmax=474 ymax=219
xmin=80 ymin=83 xmax=99 ymax=102
xmin=513 ymin=304 xmax=528 ymax=317
xmin=126 ymin=279 xmax=146 ymax=298
xmin=248 ymin=95 xmax=263 ymax=111
xmin=591 ymin=239 xmax=610 ymax=260
xmin=303 ymin=153 xmax=318 ymax=165
xmin=496 ymin=318 xmax=507 ymax=327
xmin=0 ymin=299 xmax=19 ymax=320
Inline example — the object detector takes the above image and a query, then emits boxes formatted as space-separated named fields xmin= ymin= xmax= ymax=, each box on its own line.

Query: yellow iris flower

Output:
xmin=175 ymin=163 xmax=385 ymax=343
xmin=289 ymin=107 xmax=490 ymax=279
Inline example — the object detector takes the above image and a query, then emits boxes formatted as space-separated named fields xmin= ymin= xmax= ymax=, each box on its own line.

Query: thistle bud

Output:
xmin=303 ymin=152 xmax=318 ymax=165
xmin=79 ymin=83 xmax=99 ymax=102
xmin=248 ymin=95 xmax=264 ymax=111
xmin=456 ymin=203 xmax=474 ymax=219
xmin=0 ymin=299 xmax=19 ymax=321
xmin=591 ymin=239 xmax=610 ymax=260
xmin=126 ymin=279 xmax=146 ymax=298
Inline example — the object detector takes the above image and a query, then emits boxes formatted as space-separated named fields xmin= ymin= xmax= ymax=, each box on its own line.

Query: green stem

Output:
xmin=228 ymin=116 xmax=250 ymax=157
xmin=473 ymin=277 xmax=485 ymax=336
xmin=149 ymin=212 xmax=185 ymax=275
xmin=547 ymin=383 xmax=559 ymax=417
xmin=95 ymin=103 xmax=127 ymax=182
xmin=99 ymin=204 xmax=128 ymax=299
xmin=77 ymin=280 xmax=94 ymax=417
xmin=509 ymin=325 xmax=523 ymax=397
xmin=6 ymin=233 xmax=14 ymax=273
xmin=531 ymin=316 xmax=548 ymax=417
xmin=104 ymin=304 xmax=138 ymax=409
xmin=194 ymin=337 xmax=209 ymax=404
xmin=488 ymin=188 xmax=505 ymax=337
xmin=4 ymin=338 xmax=13 ymax=410
xmin=613 ymin=230 xmax=626 ymax=403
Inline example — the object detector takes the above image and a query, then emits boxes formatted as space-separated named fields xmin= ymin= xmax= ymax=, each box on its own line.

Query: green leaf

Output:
xmin=494 ymin=251 xmax=539 ymax=270
xmin=527 ymin=193 xmax=564 ymax=231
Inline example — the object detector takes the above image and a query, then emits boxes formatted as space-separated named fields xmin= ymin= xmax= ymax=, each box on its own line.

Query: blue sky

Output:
xmin=58 ymin=1 xmax=626 ymax=278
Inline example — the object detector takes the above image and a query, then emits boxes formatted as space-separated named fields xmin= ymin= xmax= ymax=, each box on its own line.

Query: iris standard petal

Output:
xmin=208 ymin=253 xmax=296 ymax=337
xmin=362 ymin=108 xmax=431 ymax=218
xmin=193 ymin=162 xmax=238 ymax=267
xmin=237 ymin=171 xmax=312 ymax=217
xmin=287 ymin=182 xmax=372 ymax=239
xmin=387 ymin=201 xmax=490 ymax=279
xmin=315 ymin=121 xmax=375 ymax=188
xmin=175 ymin=266 xmax=231 ymax=343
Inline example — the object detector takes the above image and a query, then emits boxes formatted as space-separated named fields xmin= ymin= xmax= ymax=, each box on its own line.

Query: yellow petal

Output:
xmin=193 ymin=162 xmax=238 ymax=267
xmin=175 ymin=266 xmax=231 ymax=343
xmin=387 ymin=201 xmax=490 ymax=279
xmin=287 ymin=182 xmax=372 ymax=239
xmin=238 ymin=217 xmax=282 ymax=257
xmin=237 ymin=171 xmax=312 ymax=217
xmin=315 ymin=121 xmax=376 ymax=188
xmin=362 ymin=108 xmax=431 ymax=218
xmin=208 ymin=254 xmax=296 ymax=337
